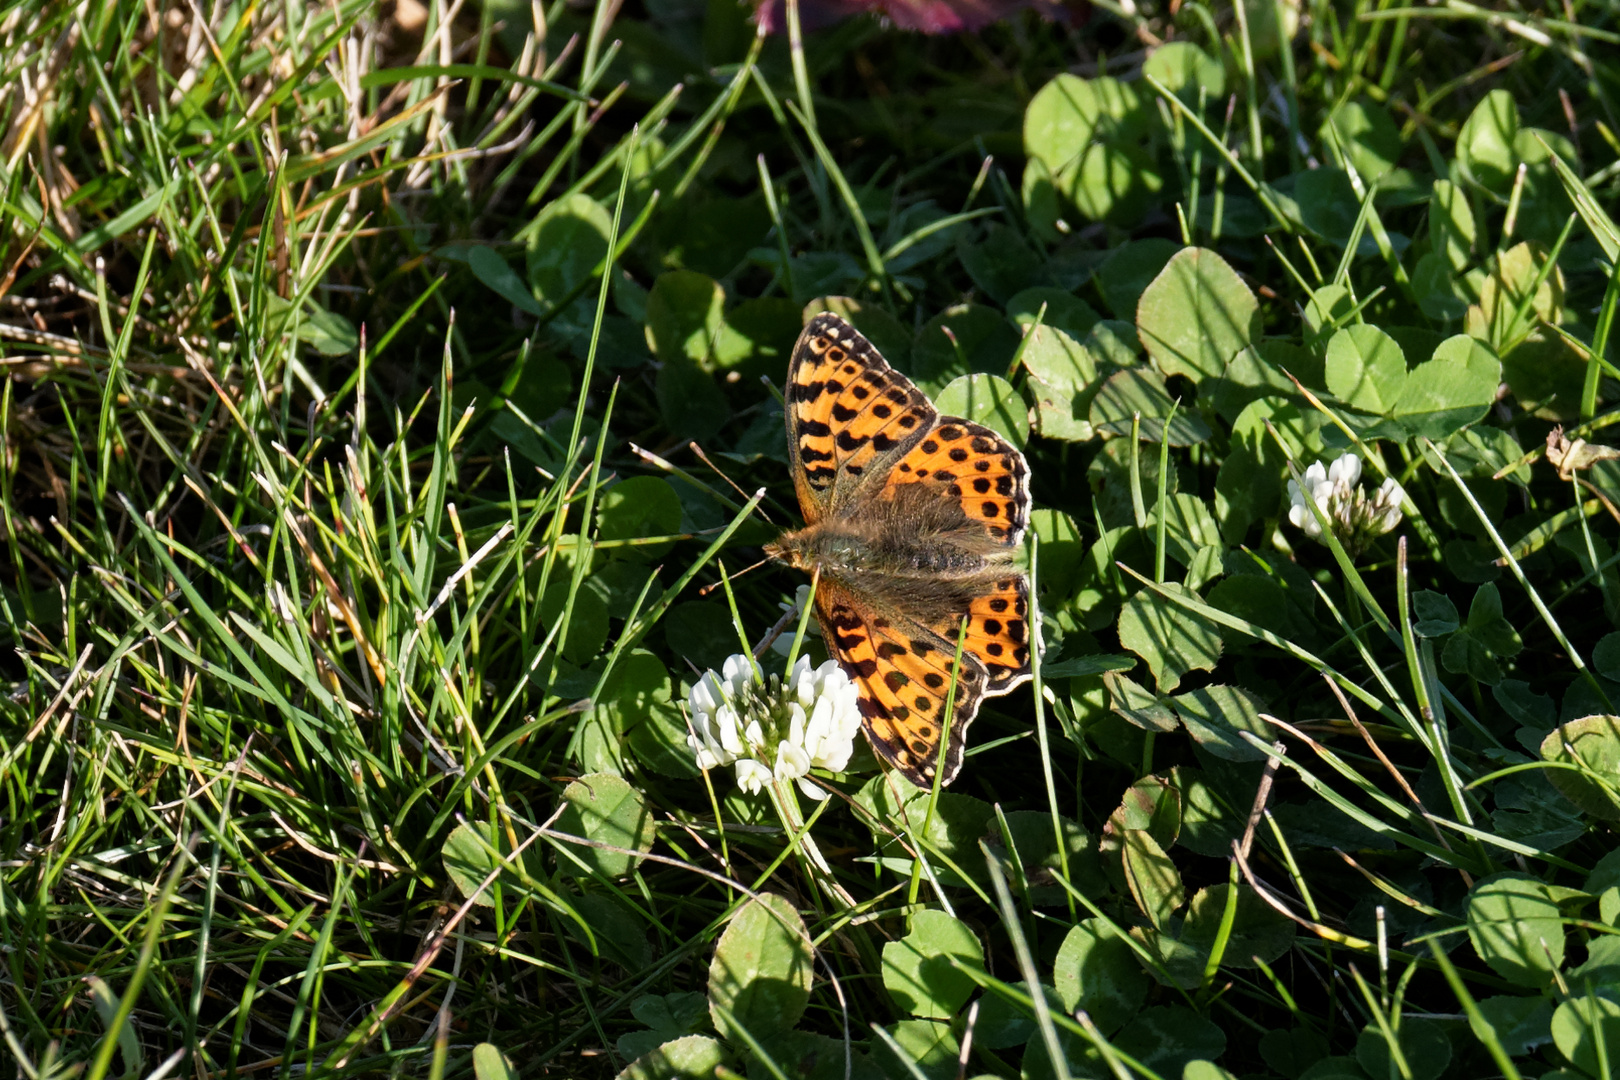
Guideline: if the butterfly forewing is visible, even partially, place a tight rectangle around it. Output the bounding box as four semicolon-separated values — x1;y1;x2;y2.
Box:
785;314;936;522
812;578;985;787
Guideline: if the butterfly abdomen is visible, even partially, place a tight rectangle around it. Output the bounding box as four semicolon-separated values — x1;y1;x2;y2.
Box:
769;517;1002;582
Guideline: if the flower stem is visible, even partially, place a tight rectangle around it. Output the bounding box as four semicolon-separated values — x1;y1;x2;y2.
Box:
769;780;858;910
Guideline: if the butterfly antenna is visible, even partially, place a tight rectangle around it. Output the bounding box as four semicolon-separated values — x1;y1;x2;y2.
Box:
751;598;801;658
688;441;775;524
697;556;770;596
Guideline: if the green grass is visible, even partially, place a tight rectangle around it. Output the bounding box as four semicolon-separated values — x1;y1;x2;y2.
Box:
2;0;1620;1077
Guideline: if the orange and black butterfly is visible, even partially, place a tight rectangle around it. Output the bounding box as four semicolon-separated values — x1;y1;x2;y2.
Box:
765;313;1038;787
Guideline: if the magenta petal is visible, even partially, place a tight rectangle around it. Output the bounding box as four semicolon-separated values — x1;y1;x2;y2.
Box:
876;0;1000;32
754;0;1085;33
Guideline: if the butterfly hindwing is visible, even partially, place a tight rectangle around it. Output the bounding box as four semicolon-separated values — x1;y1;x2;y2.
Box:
786;314;936;522
933;575;1034;694
813;578;985;788
887;417;1030;546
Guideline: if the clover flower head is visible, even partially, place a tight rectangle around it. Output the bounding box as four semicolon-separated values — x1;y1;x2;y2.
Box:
686;652;863;801
1287;453;1405;554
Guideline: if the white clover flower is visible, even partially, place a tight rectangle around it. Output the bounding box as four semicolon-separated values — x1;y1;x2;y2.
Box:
686;652;863;800
687;653;756;770
1287;453;1405;554
1371;477;1405;534
770;585;824;658
1328;453;1361;490
1287;459;1342;539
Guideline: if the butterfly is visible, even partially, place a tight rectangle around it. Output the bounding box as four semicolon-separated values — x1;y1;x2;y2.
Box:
764;312;1037;788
